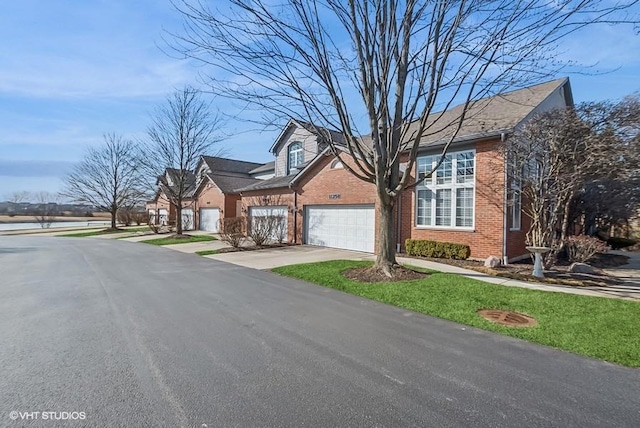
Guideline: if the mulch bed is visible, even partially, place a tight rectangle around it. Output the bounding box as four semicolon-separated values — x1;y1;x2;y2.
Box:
343;266;428;283
404;253;630;288
215;243;290;254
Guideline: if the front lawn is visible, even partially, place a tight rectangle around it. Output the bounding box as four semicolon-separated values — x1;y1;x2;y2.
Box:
142;235;217;246
195;249;221;256
272;260;640;367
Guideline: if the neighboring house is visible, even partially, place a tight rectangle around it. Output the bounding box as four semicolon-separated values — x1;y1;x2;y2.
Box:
146;168;197;229
239;78;574;261
146;156;276;232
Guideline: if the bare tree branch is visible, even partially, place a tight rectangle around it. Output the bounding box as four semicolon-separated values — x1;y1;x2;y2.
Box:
140;87;222;235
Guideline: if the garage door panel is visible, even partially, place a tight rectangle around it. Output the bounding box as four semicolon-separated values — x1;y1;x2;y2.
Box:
248;206;288;241
199;208;220;232
182;208;195;231
305;205;374;253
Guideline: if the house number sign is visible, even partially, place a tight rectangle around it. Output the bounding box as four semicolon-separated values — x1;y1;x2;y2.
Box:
329;193;341;200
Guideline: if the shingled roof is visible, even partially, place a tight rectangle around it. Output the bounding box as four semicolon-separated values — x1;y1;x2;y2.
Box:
249;161;275;174
411;78;572;147
201;156;263;174
206;173;261;193
237;174;297;192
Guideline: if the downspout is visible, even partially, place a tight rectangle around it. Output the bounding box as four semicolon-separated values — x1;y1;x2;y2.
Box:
289;182;298;244
294;190;298;244
501;132;509;265
396;191;402;253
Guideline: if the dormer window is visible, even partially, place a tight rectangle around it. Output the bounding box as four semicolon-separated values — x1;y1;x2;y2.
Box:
288;141;304;174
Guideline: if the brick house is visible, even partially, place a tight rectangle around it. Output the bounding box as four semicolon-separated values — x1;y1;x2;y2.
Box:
239;78;574;261
146;168;197;229
146;156;275;231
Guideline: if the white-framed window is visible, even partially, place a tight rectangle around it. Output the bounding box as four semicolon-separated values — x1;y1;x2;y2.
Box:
508;177;522;231
416;149;475;228
331;159;344;169
288;141;304;174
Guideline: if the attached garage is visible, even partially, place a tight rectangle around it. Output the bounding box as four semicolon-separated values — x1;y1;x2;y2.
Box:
158;209;168;226
181;208;195;231
304;205;375;252
148;209;156;225
199;208;220;232
248;206;288;241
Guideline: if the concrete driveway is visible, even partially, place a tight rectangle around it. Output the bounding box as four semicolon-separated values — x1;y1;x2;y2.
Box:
601;250;640;299
206;244;374;269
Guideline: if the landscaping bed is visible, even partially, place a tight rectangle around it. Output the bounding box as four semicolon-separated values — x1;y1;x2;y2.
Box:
142;234;217;246
403;253;630;288
213;243;291;253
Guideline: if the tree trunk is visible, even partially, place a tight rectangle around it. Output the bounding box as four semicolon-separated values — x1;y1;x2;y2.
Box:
111;209;117;229
176;204;183;235
374;195;397;276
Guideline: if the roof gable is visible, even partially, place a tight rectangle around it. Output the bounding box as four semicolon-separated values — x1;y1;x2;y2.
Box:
411;78;572;147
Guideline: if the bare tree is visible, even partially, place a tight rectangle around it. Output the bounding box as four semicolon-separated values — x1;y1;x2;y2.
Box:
142;87;221;235
33;191;58;228
505;108;592;266
219;217;246;248
6;191;30;217
570;95;640;236
171;0;639;275
62;134;147;230
7;191;30;203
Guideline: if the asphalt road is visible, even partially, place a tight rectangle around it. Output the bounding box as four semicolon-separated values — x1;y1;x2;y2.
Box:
1;236;639;427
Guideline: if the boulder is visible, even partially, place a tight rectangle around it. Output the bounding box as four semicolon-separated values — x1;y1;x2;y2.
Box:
484;256;502;268
569;262;596;274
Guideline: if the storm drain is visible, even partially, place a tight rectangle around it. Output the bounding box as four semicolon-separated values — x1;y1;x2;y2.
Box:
477;309;537;327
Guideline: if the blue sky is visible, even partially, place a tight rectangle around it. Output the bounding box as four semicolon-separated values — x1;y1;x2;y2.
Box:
1;1;639;199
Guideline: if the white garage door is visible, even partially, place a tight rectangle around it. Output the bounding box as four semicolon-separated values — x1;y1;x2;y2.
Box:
248;206;288;241
158;209;168;225
305;205;375;252
148;209;156;225
199;208;220;232
182;208;195;231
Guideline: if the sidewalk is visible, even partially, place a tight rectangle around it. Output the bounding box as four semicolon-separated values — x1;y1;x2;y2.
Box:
396;256;633;300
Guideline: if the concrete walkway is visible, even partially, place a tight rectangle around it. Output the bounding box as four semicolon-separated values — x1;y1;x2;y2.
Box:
599;250;640;300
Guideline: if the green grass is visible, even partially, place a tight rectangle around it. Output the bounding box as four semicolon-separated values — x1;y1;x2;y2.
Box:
272;260;640;367
60;226;150;238
195;249;221;256
142;235;217;246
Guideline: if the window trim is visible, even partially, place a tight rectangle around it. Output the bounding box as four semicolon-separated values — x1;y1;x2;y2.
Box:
509;177;522;232
415;149;476;230
287;141;304;174
330;159;344;169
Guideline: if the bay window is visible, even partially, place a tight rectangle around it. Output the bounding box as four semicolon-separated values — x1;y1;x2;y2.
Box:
416;150;475;228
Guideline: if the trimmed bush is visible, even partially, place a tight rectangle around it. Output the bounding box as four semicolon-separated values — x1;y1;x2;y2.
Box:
564;235;609;263
606;236;637;250
220;217;246;248
405;239;471;260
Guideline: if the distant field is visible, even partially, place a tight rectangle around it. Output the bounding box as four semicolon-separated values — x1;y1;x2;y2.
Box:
0;215;110;223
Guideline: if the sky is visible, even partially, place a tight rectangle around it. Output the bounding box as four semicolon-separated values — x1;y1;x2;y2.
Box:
1;1;639;200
